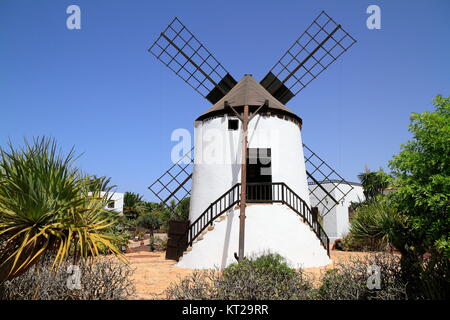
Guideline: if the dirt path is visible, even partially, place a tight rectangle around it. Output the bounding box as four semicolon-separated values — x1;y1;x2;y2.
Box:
126;246;375;300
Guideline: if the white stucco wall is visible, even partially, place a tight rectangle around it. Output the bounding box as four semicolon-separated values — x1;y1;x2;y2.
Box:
308;183;364;242
189;114;310;222
100;191;124;214
177;204;331;269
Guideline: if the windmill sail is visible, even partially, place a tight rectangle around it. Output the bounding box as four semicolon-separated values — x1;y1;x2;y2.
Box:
260;11;356;104
149;17;237;104
303;144;354;217
149;144;353;218
148;147;193;215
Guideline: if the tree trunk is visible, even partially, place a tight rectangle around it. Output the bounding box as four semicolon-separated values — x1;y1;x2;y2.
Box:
149;229;155;252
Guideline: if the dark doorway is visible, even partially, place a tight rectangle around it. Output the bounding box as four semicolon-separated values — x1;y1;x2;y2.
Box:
246;148;272;202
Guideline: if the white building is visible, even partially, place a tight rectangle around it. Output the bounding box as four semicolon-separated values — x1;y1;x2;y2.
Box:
308;181;364;244
101;191;124;214
177;75;331;269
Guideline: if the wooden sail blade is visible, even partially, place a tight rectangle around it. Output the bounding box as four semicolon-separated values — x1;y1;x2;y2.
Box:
149;17;237;104
303;143;355;217
148;147;194;215
261;11;356;104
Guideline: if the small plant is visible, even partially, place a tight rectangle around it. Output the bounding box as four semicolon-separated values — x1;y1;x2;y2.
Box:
153;237;167;251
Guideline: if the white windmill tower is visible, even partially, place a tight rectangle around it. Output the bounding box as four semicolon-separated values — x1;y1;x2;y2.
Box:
148;12;356;269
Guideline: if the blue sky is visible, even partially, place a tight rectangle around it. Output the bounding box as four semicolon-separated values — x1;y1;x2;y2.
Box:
0;0;449;200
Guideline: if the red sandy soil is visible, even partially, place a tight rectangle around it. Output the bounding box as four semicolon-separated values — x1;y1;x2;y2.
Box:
125;244;377;300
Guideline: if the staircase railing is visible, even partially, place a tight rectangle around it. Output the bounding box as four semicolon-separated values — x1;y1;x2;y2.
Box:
186;183;241;248
180;182;330;258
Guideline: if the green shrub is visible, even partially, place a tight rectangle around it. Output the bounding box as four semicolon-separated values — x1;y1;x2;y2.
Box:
166;252;312;300
219;253;309;300
399;251;450;300
345;197;409;251
388;95;450;257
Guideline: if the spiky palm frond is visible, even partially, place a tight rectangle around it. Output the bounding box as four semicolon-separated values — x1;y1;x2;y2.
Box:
348;197;409;250
0;137;124;283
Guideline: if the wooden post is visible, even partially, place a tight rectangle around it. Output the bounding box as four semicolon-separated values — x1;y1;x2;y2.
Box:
312;207;319;223
238;105;249;261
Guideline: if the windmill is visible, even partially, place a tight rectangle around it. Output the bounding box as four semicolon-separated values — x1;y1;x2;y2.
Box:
148;11;356;269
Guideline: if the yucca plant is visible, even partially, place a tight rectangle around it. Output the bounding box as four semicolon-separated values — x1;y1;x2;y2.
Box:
0;137;124;283
347;197;409;251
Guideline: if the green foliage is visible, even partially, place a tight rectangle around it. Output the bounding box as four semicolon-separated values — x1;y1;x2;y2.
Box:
219;253;307;299
159;198;190;232
87;175;113;192
123;192;144;220
124;192;143;207
401;250;450;300
136;211;162;251
388;95;450;256
166;252;312;300
136;211;161;231
358;168;391;201
223;252;295;278
174;197;190;221
0;137;123;283
104;215;131;252
345;197;409;252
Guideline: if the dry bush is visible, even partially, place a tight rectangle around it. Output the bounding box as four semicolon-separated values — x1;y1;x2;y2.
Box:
315;253;407;300
0;255;135;300
166;253;313;300
165;270;219;300
153;237;167;252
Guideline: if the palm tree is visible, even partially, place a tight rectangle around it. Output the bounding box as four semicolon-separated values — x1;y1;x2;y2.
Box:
87;175;113;192
123;192;144;220
357;167;391;201
0;137;123;283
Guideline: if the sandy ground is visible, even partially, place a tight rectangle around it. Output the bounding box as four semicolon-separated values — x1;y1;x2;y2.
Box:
125;241;376;300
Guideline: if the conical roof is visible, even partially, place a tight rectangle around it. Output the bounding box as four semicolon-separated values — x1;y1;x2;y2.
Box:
196;74;301;123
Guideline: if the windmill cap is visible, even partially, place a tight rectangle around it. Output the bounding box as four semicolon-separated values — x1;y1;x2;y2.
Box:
196;74;302;125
